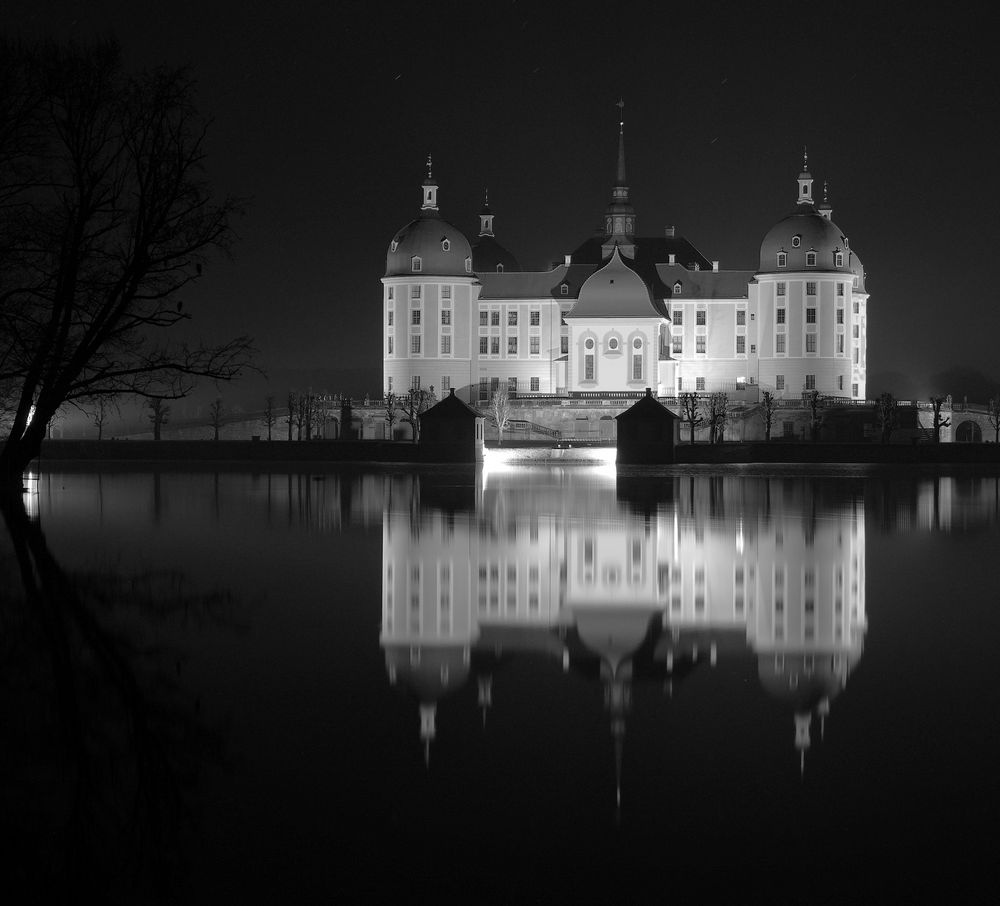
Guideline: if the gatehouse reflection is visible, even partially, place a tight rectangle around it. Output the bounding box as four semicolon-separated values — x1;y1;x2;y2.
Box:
381;469;873;784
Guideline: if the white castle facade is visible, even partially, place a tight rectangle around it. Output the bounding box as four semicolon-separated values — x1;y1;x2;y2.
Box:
382;133;869;408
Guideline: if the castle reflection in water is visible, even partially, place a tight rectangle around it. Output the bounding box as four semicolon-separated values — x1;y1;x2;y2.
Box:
380;465;877;782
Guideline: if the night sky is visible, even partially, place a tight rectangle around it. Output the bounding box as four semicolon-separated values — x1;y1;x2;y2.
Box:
4;0;1000;403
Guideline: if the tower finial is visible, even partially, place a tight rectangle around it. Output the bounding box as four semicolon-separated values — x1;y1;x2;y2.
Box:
823;180;828;203
617;97;624;134
426;153;433;180
803;145;808;172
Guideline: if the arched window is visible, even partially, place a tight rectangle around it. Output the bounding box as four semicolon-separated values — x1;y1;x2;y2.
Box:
560;284;569;295
411;256;422;272
497;263;504;273
806;251;817;267
390;240;398;252
777;251;787;268
835;251;844;267
673;281;683;293
441;238;450;252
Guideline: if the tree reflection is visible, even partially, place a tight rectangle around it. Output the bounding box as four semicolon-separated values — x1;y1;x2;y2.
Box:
0;491;234;902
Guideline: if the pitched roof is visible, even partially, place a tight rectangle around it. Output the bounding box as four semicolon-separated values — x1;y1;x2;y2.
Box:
658;263;756;299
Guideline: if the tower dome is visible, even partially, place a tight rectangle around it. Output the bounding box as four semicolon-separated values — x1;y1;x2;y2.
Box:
758;155;854;275
385;155;473;278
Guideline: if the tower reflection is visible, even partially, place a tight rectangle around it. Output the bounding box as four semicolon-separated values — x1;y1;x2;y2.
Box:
381;467;873;782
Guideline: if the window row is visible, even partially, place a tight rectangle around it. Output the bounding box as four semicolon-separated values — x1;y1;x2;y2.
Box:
477;310;542;327
775;251;845;268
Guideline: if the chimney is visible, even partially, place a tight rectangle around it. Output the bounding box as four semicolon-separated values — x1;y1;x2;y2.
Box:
564;254;571;266
665;226;675;238
712;260;719;272
668;253;676;265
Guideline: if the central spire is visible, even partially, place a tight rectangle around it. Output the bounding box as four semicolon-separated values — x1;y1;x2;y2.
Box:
604;99;635;255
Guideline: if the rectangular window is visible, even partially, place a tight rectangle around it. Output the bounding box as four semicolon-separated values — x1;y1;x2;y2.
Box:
411;285;421;299
387;376;393;393
479;379;488;402
411;310;421;325
696;377;705;391
508;311;518;326
673;309;683;325
696;336;706;354
530;337;540;355
838;375;844;391
411;335;421;354
441;309;451;325
806;281;817;295
561;336;569;355
776;308;785;324
672;335;683;354
805;374;816;390
479;336;488;354
777;281;786;296
530;310;540;326
837;334;844;353
480;311;488;326
508;337;518;355
491;310;500;326
837;283;844;297
584;355;594;380
440;335;451;354
806;307;816;323
853;301;860;313
853;325;859;338
440;284;451;300
388;286;395;301
836;309;844;324
736;335;746;354
387;309;394;326
696;310;706;326
776;334;786;354
632;354;642;380
736;310;746;326
441;376;450;393
852;382;859;398
776;374;785;390
806;334;817;353
853;348;859;363
508;377;517;393
490;337;500;355
387;336;393;355
530;377;539;392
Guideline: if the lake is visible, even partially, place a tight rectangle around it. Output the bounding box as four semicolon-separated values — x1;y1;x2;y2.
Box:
3;463;999;902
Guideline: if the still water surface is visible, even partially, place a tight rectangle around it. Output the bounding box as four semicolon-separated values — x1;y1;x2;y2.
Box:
3;464;1000;902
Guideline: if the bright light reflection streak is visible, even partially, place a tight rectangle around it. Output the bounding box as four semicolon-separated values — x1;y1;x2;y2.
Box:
482;446;618;483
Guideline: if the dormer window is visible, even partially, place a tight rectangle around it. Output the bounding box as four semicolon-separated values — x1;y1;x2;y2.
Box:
791;235;801;248
673;281;683;293
465;257;472;273
560;284;569;295
497;263;504;273
835;251;844;267
777;251;787;268
390;240;399;253
806;251;817;267
441;238;450;252
411;256;422;273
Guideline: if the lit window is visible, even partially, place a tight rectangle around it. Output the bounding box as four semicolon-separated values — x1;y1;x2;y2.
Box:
530;310;540;326
561;284;569;295
530;337;540;355
391;240;398;253
411;310;421;325
806;251;817;266
806;307;816;323
696;310;706;326
736;336;746;354
441;238;450;252
776;281;786;296
776;334;786;354
508;337;517;354
411;256;422;272
776;374;785;390
441;336;451;354
672;336;683;354
696;377;705;391
777;251;787;267
479;337;488;354
490;337;499;354
806;334;816;353
441;309;451;325
530;377;539;392
491;311;500;326
776;308;786;324
508;311;518;326
737;310;746;326
387;337;393;354
673;309;683;325
806;281;817;295
411;335;421;354
696;336;706;354
792;235;801;248
805;374;816;390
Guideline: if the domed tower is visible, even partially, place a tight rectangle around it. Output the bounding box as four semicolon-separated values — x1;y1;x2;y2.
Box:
471;191;521;274
383;156;479;404
752;152;869;401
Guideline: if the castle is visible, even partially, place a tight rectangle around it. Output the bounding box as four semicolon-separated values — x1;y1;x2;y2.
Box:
382;122;869;411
